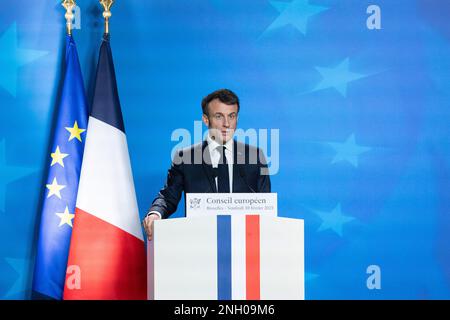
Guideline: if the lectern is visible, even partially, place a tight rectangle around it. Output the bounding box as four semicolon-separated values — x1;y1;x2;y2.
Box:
147;194;304;300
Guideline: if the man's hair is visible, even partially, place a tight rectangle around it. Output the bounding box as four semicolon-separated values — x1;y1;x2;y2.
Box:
201;89;240;116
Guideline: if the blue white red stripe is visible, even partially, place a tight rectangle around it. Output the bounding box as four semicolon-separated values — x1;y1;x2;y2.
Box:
149;215;304;300
217;215;261;300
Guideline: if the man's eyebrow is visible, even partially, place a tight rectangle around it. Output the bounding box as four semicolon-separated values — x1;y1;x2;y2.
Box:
219;112;237;115
213;112;237;116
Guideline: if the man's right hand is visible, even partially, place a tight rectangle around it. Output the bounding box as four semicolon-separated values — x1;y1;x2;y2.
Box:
142;213;161;241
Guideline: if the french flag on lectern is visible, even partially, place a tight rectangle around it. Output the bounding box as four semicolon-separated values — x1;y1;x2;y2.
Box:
63;34;146;299
149;215;304;300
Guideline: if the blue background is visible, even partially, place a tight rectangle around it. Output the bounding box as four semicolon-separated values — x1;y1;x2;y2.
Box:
0;0;449;299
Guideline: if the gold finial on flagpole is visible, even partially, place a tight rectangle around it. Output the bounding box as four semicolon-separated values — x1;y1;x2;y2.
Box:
100;0;115;34
62;0;76;35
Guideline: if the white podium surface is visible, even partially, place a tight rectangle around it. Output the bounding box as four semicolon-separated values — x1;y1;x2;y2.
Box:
147;215;304;300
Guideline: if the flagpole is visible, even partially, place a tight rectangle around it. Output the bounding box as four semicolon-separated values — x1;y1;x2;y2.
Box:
100;0;115;35
62;0;76;36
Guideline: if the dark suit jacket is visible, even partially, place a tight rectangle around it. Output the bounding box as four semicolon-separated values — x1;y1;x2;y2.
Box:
148;140;271;219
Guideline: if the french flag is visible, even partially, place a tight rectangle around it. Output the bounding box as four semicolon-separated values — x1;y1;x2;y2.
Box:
64;35;146;300
149;215;304;300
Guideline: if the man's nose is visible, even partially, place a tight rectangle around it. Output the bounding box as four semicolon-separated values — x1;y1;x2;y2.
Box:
223;117;230;127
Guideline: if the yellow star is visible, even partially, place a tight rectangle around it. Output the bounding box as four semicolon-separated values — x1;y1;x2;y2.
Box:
46;177;66;199
55;206;75;227
65;121;86;142
50;146;69;167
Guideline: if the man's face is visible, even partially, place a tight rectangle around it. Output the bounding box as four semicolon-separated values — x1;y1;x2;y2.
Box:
202;99;238;144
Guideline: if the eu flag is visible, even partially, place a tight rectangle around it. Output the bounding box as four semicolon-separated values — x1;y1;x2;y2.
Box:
32;35;88;299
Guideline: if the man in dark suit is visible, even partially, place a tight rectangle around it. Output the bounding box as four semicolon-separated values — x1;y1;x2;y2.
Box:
143;89;271;239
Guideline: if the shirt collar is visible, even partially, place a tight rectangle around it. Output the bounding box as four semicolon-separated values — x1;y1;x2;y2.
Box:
207;133;234;153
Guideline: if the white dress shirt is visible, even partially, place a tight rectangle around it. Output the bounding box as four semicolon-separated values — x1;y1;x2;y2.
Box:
206;134;234;192
146;136;234;219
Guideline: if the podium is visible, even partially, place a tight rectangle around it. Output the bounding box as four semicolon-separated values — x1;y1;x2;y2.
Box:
147;194;304;300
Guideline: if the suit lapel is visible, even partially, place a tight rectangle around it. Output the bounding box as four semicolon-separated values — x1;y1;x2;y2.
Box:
232;140;244;192
201;140;217;193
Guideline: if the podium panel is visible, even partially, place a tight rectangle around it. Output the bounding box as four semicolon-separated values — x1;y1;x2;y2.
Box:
260;216;304;299
147;215;304;300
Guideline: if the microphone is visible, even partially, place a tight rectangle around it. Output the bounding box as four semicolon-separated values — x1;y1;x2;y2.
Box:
239;167;256;193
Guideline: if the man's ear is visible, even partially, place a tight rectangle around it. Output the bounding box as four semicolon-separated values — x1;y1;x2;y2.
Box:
202;114;209;127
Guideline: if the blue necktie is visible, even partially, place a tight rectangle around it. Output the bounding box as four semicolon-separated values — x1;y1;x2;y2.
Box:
217;146;230;193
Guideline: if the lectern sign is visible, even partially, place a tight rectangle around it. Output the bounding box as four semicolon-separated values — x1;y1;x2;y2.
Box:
186;193;277;217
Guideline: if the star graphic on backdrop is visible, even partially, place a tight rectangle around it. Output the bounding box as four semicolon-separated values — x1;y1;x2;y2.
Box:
263;0;329;36
46;177;66;199
328;134;371;167
4;258;29;298
65;121;86;142
0;22;47;97
55;206;75;228
312;58;368;97
50;146;69;167
0;139;34;212
315;204;355;237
